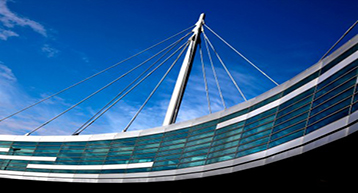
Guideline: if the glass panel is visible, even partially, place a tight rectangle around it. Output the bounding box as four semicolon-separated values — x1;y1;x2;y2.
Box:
269;130;304;148
354;93;358;103
135;143;160;150
244;115;275;131
210;140;239;152
158;143;185;151
111;139;136;147
183;142;210;152
133;147;158;154
211;134;241;147
320;44;358;74
315;69;357;98
155;153;182;161
153;159;180;167
178;160;206;168
181;149;208;158
237;137;269;151
156;148;183;156
108;150;132;156
135;136;162;145
242;122;274;138
136;133;163;142
245;107;277;125
271;121;306;140
105;160;128;164
313;81;355;109
185;136;213;147
187;130;214;141
85;148;110;153
277;94;313;118
283;71;320;96
0;141;12;148
86;140;111;148
207;147;237;159
318;60;358;91
62;142;87;146
306;107;350;133
59;149;84;153
275;103;310;125
215;121;244;135
311;88;354;116
190;120;218;131
250;93;282;111
214;128;242;141
279;87;315;111
236;144;267;158
131;152;156;159
273;112;309;132
206;154;236;164
151;165;178;171
219;108;249;122
12;142;38;147
160;138;187;146
190;125;216;136
308;98;351;125
181;155;207;163
239;129;271;144
352;102;358;113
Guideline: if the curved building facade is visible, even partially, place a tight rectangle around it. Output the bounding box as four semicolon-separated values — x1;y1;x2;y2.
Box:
0;35;357;183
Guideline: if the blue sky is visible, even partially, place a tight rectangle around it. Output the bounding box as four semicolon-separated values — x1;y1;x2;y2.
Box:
0;0;357;135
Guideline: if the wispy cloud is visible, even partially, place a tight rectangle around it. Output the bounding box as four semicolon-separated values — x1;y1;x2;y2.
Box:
0;28;17;40
0;0;47;40
41;44;59;58
0;62;16;82
0;62;102;135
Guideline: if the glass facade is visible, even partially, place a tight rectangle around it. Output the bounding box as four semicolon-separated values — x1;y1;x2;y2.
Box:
0;42;357;177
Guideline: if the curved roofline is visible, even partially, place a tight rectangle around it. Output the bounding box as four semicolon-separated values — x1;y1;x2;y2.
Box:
0;34;357;143
0;33;356;183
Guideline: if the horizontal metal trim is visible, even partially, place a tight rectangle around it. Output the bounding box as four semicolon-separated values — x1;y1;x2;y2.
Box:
27;162;154;170
0;148;9;152
0;155;56;162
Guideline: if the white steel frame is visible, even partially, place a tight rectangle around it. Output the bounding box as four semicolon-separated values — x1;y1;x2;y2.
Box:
163;13;205;126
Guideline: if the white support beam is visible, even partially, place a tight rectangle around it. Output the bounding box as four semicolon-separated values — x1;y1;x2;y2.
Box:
163;13;205;126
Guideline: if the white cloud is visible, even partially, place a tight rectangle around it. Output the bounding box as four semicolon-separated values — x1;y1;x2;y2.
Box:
41;44;59;58
0;28;17;40
0;62;16;82
0;0;47;40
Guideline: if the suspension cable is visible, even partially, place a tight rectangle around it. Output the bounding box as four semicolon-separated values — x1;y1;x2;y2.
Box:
72;37;188;135
74;41;190;135
204;24;279;86
123;42;190;132
319;20;358;61
203;32;247;101
203;34;226;109
26;34;191;136
0;25;194;124
199;44;212;114
204;32;247;101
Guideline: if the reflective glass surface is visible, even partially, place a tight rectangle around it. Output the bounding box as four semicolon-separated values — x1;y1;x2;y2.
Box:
0;44;357;175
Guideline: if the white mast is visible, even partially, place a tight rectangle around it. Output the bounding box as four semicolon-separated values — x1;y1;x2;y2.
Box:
163;13;205;126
